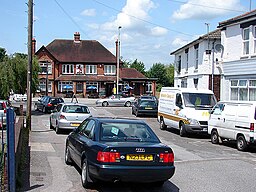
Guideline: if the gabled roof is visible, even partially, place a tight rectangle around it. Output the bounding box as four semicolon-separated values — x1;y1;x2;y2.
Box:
38;39;117;63
218;9;256;28
170;29;221;55
120;68;146;78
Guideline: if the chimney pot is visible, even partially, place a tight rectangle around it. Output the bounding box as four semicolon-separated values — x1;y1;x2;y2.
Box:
74;32;80;42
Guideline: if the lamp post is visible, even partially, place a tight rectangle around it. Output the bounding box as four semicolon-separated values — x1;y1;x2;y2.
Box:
117;26;121;95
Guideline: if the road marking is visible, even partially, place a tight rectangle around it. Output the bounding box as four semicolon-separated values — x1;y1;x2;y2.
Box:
41;156;73;192
30;142;55;152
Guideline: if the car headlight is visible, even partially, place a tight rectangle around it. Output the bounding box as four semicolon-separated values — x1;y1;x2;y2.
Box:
187;118;199;125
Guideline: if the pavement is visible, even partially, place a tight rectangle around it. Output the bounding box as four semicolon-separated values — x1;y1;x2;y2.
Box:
18;97;98;192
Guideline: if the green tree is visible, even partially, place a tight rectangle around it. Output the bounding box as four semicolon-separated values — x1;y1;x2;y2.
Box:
166;64;175;86
0;47;7;62
147;63;169;91
0;52;40;98
130;59;146;75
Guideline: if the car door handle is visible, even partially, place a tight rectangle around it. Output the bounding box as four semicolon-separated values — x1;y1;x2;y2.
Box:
218;117;220;120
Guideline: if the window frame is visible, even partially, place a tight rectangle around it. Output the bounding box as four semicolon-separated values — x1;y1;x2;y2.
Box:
195;47;199;70
62;64;74;74
104;65;116;75
242;27;250;55
86;65;97;74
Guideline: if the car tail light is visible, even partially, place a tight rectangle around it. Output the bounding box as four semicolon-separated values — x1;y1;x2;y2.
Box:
2;103;6;113
159;152;174;163
47;103;52;107
250;123;254;132
97;151;120;163
60;115;66;120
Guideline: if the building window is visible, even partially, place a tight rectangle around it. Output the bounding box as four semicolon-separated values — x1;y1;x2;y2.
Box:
76;82;83;93
58;81;73;92
243;28;250;55
76;64;84;74
176;55;181;74
86;65;97;74
145;82;152;93
230;79;256;101
254;26;256;54
39;61;52;74
39;80;52;92
62;64;74;74
104;65;116;75
185;51;189;72
195;47;199;69
181;79;187;88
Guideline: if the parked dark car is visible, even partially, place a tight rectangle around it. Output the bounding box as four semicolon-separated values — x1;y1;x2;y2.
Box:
132;98;158;117
65;117;175;188
35;96;64;113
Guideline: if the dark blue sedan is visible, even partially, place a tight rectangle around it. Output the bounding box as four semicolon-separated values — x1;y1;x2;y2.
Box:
65;117;175;188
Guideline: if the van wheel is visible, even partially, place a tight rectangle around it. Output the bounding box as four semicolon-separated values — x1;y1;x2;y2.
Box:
211;130;219;144
160;118;167;130
237;135;247;151
180;122;186;137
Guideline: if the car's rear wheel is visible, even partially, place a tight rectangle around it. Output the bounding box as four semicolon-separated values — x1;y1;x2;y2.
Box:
50;118;54;129
237;135;247;151
81;160;93;188
179;122;186;137
125;101;131;107
42;106;46;113
56;125;61;134
65;146;73;165
211;130;219;144
102;101;108;107
160;118;167;130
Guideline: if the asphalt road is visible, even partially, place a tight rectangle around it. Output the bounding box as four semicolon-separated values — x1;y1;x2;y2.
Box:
19;98;256;192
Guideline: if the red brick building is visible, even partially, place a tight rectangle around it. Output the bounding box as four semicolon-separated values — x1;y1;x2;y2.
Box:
34;32;156;98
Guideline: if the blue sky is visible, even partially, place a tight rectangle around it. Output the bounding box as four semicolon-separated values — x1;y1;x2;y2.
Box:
1;0;255;69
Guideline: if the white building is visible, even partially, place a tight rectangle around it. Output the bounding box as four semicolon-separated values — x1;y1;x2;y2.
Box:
171;29;222;100
218;10;256;101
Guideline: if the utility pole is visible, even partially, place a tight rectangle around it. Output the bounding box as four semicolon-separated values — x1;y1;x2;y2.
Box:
116;26;121;95
27;0;33;130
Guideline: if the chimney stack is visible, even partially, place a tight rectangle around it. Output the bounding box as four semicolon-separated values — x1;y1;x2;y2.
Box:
74;32;80;42
32;38;36;55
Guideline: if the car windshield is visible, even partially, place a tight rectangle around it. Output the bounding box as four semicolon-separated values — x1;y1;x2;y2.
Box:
100;122;159;143
183;93;216;108
62;105;90;113
139;100;157;107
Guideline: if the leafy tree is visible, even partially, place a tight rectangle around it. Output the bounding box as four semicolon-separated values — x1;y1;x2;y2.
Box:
129;59;146;75
147;63;169;91
0;47;7;62
0;52;40;98
166;64;175;86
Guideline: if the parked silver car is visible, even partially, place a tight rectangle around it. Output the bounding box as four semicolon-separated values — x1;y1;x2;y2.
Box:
50;103;91;134
95;94;135;107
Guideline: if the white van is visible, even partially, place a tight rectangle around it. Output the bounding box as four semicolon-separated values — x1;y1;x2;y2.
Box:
158;87;217;136
208;101;256;151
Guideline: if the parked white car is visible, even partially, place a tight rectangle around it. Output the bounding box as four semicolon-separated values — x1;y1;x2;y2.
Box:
208;101;256;151
96;94;135;107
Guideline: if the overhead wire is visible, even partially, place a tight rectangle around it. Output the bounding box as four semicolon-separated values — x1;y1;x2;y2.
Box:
53;0;90;39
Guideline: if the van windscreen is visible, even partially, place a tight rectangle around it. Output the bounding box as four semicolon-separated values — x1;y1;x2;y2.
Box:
183;93;216;108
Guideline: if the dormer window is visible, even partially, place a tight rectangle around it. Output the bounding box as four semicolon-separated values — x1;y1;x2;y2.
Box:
243;28;249;55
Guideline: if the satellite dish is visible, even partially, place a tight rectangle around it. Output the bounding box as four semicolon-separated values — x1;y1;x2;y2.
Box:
215;44;224;58
215;44;224;52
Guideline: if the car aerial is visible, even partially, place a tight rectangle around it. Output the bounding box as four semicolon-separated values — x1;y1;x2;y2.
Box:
132;98;158;117
35;96;64;113
65;117;175;188
95;94;135;107
50;102;91;134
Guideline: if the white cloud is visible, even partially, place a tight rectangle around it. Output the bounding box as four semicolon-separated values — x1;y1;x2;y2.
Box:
171;37;189;48
101;0;155;31
81;9;96;17
172;0;243;20
151;27;168;36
